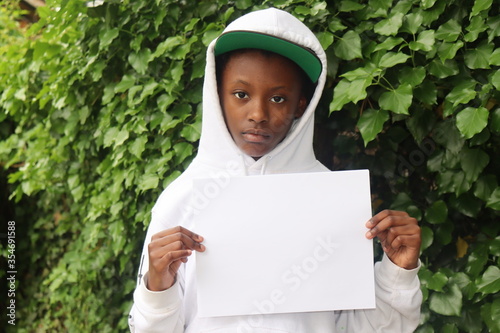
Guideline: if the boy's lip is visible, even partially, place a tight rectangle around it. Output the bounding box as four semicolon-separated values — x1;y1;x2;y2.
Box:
241;129;272;143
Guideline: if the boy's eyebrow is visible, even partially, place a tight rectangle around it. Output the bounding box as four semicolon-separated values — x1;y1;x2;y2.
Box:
232;79;250;86
231;79;290;91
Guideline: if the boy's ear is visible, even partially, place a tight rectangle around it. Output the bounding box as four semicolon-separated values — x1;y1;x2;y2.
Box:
295;95;308;119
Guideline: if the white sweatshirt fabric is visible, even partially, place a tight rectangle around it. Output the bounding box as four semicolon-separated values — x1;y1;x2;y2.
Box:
129;8;422;333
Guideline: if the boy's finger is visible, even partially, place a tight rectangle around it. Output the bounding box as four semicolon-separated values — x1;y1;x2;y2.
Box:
365;210;408;228
150;234;206;252
382;224;420;247
365;216;418;239
153;225;204;243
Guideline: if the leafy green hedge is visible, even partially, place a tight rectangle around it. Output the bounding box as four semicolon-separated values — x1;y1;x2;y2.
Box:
0;0;498;332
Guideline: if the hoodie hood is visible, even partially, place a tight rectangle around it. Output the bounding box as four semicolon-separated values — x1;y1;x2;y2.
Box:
193;8;328;175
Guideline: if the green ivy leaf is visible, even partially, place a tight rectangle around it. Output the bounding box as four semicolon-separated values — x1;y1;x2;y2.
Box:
402;12;424;34
99;28;119;51
421;225;434;251
373;37;404;52
151;36;183;59
201;24;223;46
414;80;437;105
466;244;489;277
339;0;365;12
470;0;493;18
486;188;500;210
438;40;464;62
435;222;453;245
180;121;201;142
453;193;483;218
128;48;152;74
428;59;459;78
379;52;410;68
456;107;489;139
465;43;494;69
139;81;159;101
235;0;253;10
476;265;500;294
460;148;490;183
173;142;194;164
465;16;488;42
357;109;389;146
398;66;426;86
487;16;500;42
374;12;404;36
330;80;351;112
446;80;477;107
103;127;119;148
421;0;437;9
328;18;347;32
425;200;448;224
316;31;334;50
334;30;362;60
138;173;159;191
490;237;500;256
435;19;462;42
294;5;311;15
341;66;374;81
128;136;148;159
379;84;412;115
409;30;435;52
474;175;498;201
406;108;436;142
491;70;500;90
115;129;129;146
490;48;500;67
347;77;372;103
481;299;500;333
115;75;136;93
429;284;462;316
427;271;449;292
491;108;500;132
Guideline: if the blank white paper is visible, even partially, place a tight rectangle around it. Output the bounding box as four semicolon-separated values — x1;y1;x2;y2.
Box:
193;170;375;317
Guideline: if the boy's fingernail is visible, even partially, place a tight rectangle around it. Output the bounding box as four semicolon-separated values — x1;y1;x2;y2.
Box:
365;230;373;238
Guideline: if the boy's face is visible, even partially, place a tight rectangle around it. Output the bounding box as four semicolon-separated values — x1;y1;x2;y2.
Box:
219;50;307;160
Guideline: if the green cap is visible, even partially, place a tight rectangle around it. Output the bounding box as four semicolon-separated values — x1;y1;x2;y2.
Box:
214;31;322;83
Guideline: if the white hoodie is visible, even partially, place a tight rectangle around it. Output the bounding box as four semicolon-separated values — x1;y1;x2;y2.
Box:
129;8;422;333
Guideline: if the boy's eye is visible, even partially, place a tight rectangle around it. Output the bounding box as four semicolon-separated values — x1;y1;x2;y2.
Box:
270;96;285;103
233;92;248;99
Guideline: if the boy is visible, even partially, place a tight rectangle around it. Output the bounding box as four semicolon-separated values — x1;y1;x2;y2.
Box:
129;8;422;332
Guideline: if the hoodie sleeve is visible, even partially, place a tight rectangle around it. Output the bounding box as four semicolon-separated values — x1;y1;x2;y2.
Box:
128;274;185;333
128;185;190;333
334;254;422;332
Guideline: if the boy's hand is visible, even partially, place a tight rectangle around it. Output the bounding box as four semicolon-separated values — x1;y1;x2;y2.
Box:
147;226;205;291
365;210;421;270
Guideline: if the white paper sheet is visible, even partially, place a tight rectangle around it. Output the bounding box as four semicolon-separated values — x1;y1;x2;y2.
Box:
194;170;375;317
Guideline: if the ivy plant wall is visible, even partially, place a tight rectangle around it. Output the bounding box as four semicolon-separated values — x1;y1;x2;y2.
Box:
0;0;498;332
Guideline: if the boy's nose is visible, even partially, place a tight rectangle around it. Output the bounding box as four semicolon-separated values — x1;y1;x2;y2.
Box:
248;99;268;123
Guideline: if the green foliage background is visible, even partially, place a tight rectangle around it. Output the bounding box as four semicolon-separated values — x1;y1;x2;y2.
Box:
0;0;499;332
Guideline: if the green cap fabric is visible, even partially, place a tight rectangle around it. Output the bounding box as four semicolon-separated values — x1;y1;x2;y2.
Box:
214;31;322;83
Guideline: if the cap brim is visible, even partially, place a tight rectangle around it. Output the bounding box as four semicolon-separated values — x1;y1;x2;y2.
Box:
215;31;322;83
